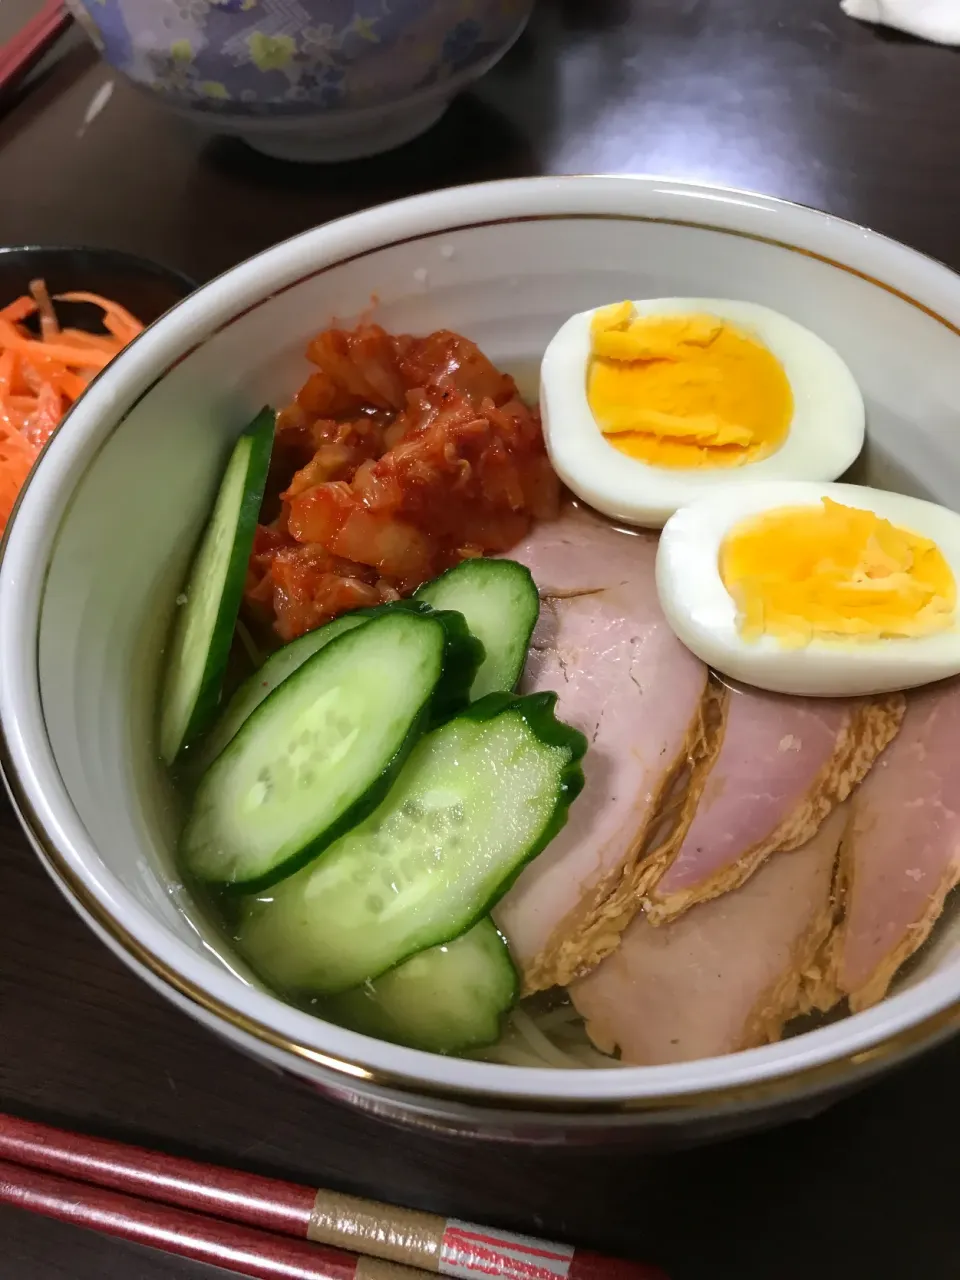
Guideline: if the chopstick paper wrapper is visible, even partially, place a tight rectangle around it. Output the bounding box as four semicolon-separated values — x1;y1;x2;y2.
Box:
308;1193;659;1280
0;1113;666;1280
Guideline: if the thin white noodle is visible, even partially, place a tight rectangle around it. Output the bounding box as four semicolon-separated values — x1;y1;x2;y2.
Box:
528;1010;623;1068
510;1007;581;1068
552;1019;596;1042
485;1044;548;1068
534;1004;585;1031
235;619;264;669
564;1044;625;1069
474;998;624;1069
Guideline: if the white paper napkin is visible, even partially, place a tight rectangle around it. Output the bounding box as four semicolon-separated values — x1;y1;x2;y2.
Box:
842;0;960;43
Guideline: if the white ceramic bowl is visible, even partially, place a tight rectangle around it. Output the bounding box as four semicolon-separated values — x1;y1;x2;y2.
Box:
4;177;960;1145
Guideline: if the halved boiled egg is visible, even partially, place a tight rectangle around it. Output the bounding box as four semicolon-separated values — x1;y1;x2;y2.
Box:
656;481;960;696
540;298;865;528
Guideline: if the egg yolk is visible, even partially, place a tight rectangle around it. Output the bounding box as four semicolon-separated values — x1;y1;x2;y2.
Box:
720;498;957;646
587;301;793;469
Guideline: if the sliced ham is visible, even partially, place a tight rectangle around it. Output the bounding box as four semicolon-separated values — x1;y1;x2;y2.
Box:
569;804;849;1065
644;681;904;924
817;678;960;1013
493;503;724;992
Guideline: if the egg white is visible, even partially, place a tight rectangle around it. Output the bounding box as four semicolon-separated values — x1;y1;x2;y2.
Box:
540;298;865;529
656;481;960;697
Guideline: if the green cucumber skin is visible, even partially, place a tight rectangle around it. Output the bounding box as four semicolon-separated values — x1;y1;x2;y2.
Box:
415;558;540;699
367;600;483;724
462;692;587;903
460;690;587;807
194;612;367;771
161;408;275;763
181;612;446;895
321;918;518;1055
237;690;587;993
192;597;481;771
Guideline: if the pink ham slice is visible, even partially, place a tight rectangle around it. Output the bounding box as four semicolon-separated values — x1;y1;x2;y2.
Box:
644;681;904;925
569;804;849;1065
818;678;960;1013
493;503;724;993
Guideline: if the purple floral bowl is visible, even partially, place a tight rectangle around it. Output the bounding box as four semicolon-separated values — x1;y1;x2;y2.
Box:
66;0;533;162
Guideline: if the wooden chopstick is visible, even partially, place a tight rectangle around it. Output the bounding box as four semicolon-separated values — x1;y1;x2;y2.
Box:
0;1111;320;1239
0;0;72;96
0;1157;421;1280
0;1112;668;1280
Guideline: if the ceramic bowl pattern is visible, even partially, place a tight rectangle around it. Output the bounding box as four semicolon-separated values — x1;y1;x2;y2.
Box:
3;178;960;1144
65;0;530;116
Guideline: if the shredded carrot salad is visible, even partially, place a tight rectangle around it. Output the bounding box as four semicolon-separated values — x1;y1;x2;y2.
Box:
246;323;559;641
0;281;144;531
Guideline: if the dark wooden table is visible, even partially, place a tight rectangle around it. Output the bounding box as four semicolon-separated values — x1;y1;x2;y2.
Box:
2;2;960;1276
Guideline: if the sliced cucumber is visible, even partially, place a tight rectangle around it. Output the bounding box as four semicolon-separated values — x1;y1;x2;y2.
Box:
198;599;482;770
236;691;587;995
196;613;368;770
380;600;484;723
415;558;539;699
322;919;517;1055
160;408;275;765
181;610;447;891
